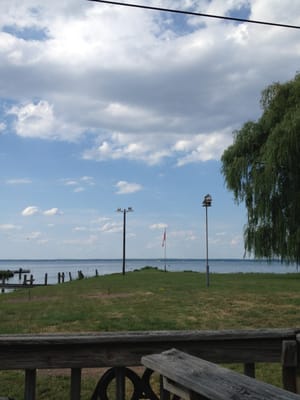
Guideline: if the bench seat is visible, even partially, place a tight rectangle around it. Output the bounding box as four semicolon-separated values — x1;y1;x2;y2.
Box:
142;348;300;400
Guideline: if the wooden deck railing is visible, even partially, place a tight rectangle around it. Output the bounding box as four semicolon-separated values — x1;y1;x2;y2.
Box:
0;328;299;399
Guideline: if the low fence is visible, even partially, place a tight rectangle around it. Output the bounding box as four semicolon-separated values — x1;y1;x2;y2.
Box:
0;328;299;399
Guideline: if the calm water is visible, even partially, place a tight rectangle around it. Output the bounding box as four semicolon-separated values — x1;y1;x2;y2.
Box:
0;259;298;287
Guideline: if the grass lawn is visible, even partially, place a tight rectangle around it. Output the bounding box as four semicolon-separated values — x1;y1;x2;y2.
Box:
1;269;300;333
0;269;300;399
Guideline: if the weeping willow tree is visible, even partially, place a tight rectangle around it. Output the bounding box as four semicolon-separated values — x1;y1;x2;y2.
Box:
221;73;300;263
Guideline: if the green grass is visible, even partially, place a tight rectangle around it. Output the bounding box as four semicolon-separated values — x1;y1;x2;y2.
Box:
1;270;300;398
1;270;300;333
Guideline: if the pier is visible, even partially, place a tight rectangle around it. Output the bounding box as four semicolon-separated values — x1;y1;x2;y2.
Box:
0;269;99;293
0;282;45;289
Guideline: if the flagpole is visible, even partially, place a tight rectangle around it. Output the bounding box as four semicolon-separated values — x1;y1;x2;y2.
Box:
164;231;167;272
162;228;167;272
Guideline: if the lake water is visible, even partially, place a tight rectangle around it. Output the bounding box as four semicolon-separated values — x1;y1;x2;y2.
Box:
0;258;298;287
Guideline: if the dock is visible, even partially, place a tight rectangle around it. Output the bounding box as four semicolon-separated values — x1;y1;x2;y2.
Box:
12;268;30;274
0;283;45;289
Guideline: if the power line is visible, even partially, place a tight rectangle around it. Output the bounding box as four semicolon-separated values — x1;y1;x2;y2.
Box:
87;0;300;30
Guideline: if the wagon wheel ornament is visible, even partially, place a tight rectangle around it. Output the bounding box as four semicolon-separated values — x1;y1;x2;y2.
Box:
91;367;159;400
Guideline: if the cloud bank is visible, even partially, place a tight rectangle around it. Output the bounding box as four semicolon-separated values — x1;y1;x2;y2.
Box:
1;0;300;166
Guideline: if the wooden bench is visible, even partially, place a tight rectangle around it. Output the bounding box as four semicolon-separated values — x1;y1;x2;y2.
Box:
142;348;300;400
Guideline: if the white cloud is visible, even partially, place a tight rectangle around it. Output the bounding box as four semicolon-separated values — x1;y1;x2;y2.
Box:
83;130;233;166
22;206;39;216
150;223;168;230
26;231;42;240
99;222;122;233
6;178;32;185
0;122;6;132
171;230;197;241
63;235;98;246
21;206;62;216
64;180;78;186
174;131;234;166
62;176;95;192
74;226;88;232
230;235;243;246
91;216;111;224
37;239;49;245
74;187;85;193
8;100;83;141
83;133;173;165
80;176;95;185
8;101;54;138
115;180;143;194
73;219;122;234
43;208;62;216
0;224;22;231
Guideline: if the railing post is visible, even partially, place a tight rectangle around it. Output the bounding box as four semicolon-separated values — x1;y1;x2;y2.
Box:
115;367;126;400
160;374;170;400
244;363;255;378
296;334;300;394
281;340;298;393
70;368;81;400
24;369;36;400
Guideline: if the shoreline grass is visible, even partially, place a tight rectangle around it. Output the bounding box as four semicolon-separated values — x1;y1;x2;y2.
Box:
1;270;300;334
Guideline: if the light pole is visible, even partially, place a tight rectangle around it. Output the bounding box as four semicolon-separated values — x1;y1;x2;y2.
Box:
202;194;212;288
117;207;133;275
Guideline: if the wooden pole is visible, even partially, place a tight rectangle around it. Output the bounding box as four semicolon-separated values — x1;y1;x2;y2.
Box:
70;368;81;400
282;340;298;393
122;210;126;275
24;369;36;400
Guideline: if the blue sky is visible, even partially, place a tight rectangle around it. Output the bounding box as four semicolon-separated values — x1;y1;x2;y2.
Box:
0;0;299;259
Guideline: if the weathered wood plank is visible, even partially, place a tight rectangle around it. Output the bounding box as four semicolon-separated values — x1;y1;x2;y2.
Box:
0;329;298;370
0;328;297;344
142;349;300;400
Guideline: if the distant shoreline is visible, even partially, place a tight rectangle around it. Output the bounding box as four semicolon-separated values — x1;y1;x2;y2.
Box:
0;258;284;262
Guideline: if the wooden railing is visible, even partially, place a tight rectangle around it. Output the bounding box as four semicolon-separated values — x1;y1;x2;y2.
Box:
0;328;299;400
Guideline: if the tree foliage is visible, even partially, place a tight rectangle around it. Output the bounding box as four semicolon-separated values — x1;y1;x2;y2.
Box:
221;73;300;263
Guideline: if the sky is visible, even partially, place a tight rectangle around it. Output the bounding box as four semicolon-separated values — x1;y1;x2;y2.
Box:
0;0;299;260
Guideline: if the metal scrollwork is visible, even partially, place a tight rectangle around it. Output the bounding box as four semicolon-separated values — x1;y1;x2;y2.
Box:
91;367;159;400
